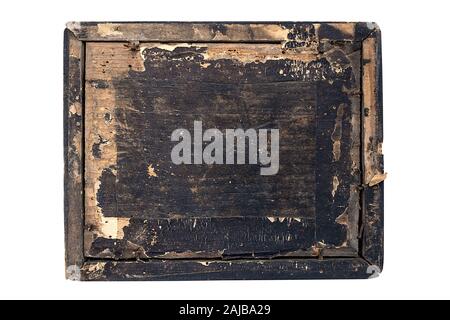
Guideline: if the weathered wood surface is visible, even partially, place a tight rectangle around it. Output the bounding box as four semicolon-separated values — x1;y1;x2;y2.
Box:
67;22;377;43
64;22;384;280
64;29;85;278
81;258;373;281
361;30;384;268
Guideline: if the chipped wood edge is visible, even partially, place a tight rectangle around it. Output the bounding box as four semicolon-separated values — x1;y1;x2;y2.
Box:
361;26;384;270
64;28;85;280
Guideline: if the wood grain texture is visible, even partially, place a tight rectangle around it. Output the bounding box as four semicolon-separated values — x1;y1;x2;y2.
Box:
64;29;85;279
361;28;384;270
64;22;384;280
66;22;378;44
81;258;372;281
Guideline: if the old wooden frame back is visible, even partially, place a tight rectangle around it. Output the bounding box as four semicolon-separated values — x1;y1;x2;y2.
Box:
64;22;384;280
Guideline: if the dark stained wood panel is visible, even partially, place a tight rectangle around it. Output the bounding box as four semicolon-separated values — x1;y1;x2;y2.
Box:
64;22;384;280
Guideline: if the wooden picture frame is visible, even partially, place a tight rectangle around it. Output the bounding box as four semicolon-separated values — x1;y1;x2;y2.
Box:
64;22;384;280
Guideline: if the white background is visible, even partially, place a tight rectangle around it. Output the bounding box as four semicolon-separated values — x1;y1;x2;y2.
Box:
0;0;448;300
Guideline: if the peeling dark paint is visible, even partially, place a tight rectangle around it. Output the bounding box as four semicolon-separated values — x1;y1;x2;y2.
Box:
65;22;383;281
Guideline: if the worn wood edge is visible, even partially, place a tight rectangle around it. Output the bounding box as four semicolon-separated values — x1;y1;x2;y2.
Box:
361;26;384;271
65;21;378;45
362;25;384;186
64;28;85;280
79;258;373;281
81;38;364;261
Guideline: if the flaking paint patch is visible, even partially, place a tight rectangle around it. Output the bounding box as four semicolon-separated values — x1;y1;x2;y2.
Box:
139;43;189;62
97;23;123;37
267;217;302;224
82;262;107;279
139;43;318;67
368;172;387;187
87;262;106;273
87;176;130;240
69;102;82;116
147;164;158;177
205;24;291;43
332;176;340;198
257;24;290;40
150;229;158;246
84;42;147;254
83;43;149;253
100;217;130;239
190;186;199;194
203;44;317;64
200;62;211;69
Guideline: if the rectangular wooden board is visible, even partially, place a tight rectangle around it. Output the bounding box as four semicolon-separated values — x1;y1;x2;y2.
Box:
64;22;384;280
